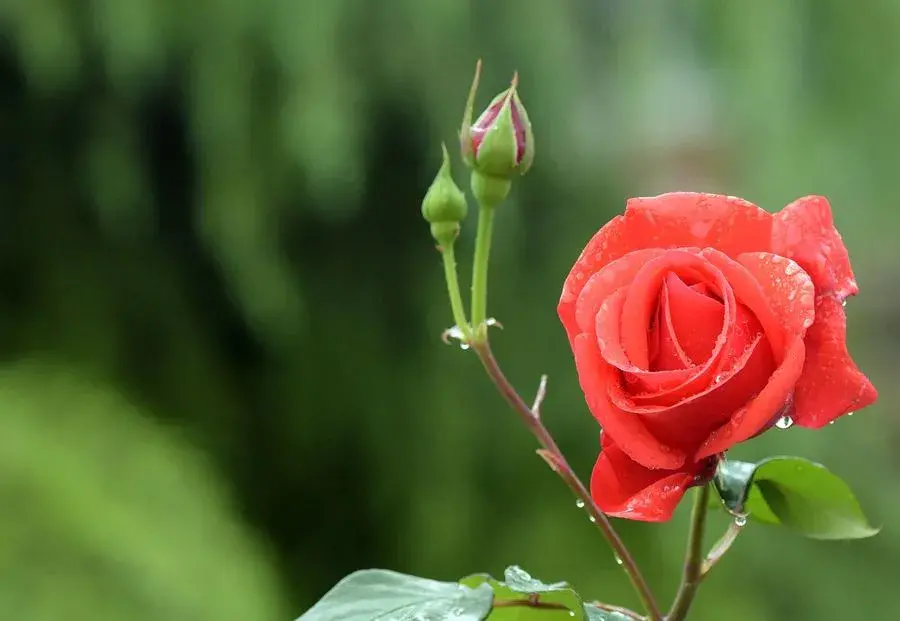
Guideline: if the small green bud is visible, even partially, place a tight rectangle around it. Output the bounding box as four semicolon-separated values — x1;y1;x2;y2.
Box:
421;144;468;245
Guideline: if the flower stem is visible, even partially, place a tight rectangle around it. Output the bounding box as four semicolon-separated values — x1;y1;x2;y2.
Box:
701;519;745;578
668;484;712;621
470;205;495;340
440;243;472;341
470;341;662;621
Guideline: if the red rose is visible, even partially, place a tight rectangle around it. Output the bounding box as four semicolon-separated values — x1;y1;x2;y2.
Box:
557;193;877;522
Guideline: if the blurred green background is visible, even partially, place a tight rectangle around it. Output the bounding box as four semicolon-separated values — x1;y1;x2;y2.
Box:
0;1;897;619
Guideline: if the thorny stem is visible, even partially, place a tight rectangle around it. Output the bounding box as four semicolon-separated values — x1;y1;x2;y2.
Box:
701;519;745;578
439;243;473;342
469;206;495;340
668;484;712;621
470;341;663;621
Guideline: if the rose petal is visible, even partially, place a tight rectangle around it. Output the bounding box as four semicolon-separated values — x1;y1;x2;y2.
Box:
620;250;715;370
631;301;763;407
594;287;641;371
698;338;806;458
615;332;775;451
701;250;815;362
571;249;666;338
663;272;725;365
772;195;859;299
651;278;694;370
618;250;737;396
572;333;685;469
623;192;773;255
590;439;704;522
792;295;878;427
559;193;773;315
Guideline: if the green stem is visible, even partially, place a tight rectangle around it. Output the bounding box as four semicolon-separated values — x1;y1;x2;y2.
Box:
470;205;495;341
440;243;472;340
668;484;712;621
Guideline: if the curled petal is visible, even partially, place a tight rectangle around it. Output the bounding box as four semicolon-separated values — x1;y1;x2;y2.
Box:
772;195;859;299
591;439;711;522
792;295;878;427
572;334;684;469
698;338;806;458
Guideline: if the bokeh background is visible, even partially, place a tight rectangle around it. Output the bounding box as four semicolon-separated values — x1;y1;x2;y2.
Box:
1;1;898;619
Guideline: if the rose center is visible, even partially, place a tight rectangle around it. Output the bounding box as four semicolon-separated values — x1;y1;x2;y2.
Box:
648;271;725;371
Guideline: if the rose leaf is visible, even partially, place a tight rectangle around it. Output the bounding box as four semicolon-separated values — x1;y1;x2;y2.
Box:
297;569;493;621
712;456;879;539
462;567;586;619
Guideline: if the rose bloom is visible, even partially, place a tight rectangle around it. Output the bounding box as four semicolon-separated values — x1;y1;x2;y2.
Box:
557;193;877;521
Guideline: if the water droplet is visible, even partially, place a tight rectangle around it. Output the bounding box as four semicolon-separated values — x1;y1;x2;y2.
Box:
575;499;585;509
828;421;835;425
459;343;470;350
784;261;800;276
713;373;725;384
848;412;854;417
842;299;848;308
775;415;794;429
614;554;624;566
589;515;597;523
734;514;748;527
569;613;576;618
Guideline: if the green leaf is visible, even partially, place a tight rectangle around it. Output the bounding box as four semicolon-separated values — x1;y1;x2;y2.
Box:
583;604;635;621
712;456;879;539
298;569;494;621
461;567;585;620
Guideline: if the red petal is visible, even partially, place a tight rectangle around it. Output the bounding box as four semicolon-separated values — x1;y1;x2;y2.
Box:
572;249;666;339
663;272;725;365
651;278;694;370
701;250;815;362
618;250;736;395
572;334;685;469
772;196;859;299
622;192;773;256
792;295;878;427
590;439;702;522
559;193;772;330
631;301;763;408
615;331;775;452
698;338;806;458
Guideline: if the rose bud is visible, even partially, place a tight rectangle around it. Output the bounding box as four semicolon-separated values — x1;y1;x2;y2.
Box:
459;61;534;207
421;143;468;247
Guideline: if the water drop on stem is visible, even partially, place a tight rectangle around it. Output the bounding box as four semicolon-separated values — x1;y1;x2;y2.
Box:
575;498;585;509
775;415;794;429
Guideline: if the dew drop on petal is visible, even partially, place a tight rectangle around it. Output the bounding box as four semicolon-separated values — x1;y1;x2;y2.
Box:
713;373;725;384
775;415;794;429
842;299;848;308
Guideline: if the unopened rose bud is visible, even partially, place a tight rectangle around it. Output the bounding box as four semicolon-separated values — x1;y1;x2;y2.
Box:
459;61;534;207
421;143;468;246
